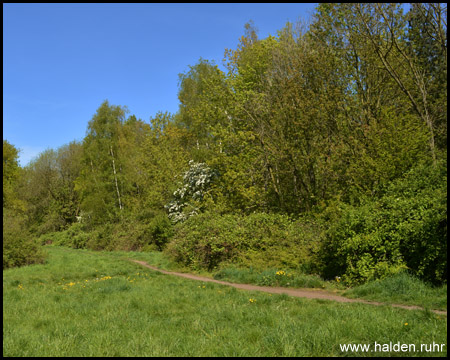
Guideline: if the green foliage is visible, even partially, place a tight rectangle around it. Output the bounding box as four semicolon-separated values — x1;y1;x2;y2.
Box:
380;161;447;284
3;140;24;210
56;212;175;252
144;213;174;251
104;214;174;252
3;141;47;269
75;101;127;225
18;142;83;235
121;112;189;218
39;223;89;249
3;210;46;269
2;4;447;284
166;212;324;271
319;161;447;285
407;3;447;150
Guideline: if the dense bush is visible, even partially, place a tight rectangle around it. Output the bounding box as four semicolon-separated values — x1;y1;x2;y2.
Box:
83;212;174;252
165;212;324;271
86;224;113;250
3;210;46;269
38;222;89;249
319;161;447;285
382;161;447;284
143;213;174;250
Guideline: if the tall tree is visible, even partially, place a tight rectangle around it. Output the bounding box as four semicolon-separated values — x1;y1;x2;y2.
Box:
352;3;446;164
310;3;433;202
407;3;447;150
75;101;127;225
18;142;83;234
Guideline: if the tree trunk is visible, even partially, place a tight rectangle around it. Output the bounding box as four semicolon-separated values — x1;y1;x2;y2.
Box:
110;145;123;210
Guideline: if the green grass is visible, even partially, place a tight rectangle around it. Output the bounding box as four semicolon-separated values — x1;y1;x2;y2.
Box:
64;245;448;311
115;248;446;312
212;266;328;289
210;266;447;312
3;247;447;357
344;271;447;311
65;245;448;311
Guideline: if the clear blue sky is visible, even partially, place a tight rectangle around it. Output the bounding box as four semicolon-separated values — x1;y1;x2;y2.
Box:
3;3;318;166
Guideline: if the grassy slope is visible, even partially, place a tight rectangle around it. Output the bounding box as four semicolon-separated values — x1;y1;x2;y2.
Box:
343;272;447;311
3;247;447;357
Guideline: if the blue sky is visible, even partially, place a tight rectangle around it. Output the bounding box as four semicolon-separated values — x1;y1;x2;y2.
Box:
3;3;317;166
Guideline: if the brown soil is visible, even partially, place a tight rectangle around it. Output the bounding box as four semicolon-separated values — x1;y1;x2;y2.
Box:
130;259;447;316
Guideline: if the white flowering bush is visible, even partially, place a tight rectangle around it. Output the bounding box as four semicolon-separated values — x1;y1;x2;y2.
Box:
166;160;217;223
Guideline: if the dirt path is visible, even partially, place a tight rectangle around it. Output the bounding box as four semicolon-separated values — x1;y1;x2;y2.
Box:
130;259;447;316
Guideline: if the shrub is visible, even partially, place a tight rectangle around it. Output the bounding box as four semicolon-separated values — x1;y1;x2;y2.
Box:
318;161;447;285
143;213;173;250
82;212;174;252
38;223;89;249
66;223;89;249
3;210;46;269
86;224;113;250
165;212;324;271
382;161;447;284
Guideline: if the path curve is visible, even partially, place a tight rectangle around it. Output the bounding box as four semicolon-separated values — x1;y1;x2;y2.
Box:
130;259;447;316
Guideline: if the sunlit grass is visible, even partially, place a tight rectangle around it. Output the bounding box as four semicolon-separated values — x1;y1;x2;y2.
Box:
3;247;447;357
116;248;447;312
344;271;447;311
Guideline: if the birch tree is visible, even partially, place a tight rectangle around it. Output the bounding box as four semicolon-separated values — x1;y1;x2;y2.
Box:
75;101;127;224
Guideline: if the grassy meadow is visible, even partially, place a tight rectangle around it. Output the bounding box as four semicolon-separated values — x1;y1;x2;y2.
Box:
3;247;447;357
106;248;448;312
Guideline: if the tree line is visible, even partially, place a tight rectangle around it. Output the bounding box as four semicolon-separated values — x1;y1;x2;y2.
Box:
3;3;447;285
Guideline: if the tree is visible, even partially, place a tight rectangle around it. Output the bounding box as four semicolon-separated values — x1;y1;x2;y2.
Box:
352;3;446;164
407;3;447;150
75;101;127;225
136;111;190;213
18;141;83;234
3;140;23;210
3;140;46;268
310;3;433;203
166;160;217;223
